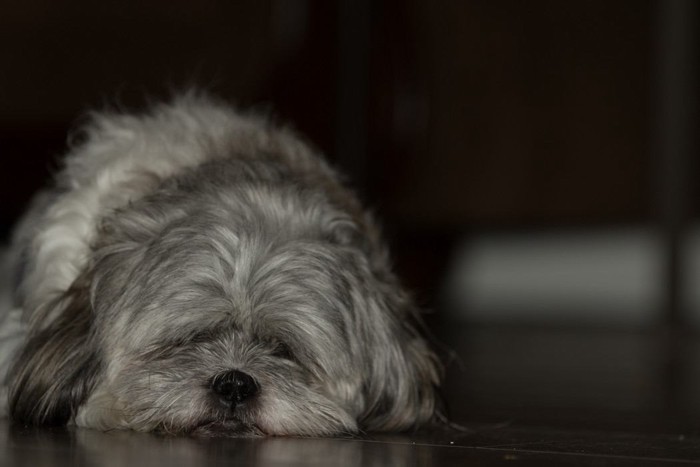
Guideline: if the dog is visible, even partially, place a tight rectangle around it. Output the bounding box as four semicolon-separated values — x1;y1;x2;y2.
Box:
0;93;441;436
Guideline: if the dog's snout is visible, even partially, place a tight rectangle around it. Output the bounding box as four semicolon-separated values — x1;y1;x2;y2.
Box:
211;370;259;406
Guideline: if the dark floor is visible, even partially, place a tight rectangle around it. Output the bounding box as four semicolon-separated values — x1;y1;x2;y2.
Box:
5;323;700;466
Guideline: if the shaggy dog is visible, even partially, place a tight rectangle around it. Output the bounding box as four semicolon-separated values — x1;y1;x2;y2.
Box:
0;94;441;436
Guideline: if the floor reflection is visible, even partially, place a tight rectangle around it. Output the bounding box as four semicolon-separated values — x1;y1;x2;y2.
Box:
5;423;436;467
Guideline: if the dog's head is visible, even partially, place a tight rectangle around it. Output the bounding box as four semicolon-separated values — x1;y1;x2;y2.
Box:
8;160;441;436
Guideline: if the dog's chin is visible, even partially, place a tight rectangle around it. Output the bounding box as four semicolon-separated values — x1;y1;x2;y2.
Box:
186;402;265;438
188;419;264;438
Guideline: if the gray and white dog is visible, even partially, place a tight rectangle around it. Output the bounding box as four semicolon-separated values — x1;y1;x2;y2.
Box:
0;94;441;436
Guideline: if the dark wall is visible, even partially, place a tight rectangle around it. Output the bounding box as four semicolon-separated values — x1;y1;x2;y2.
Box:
1;1;686;301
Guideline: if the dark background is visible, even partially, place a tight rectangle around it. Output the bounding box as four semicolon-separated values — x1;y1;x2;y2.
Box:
0;0;696;316
6;4;700;461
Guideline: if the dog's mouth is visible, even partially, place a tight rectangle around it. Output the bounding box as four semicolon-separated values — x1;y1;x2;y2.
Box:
187;418;264;437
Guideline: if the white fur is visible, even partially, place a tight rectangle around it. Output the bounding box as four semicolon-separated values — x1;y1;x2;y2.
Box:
22;97;282;323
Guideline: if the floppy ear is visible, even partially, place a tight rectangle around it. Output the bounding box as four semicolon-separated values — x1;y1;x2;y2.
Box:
359;280;443;432
8;276;101;426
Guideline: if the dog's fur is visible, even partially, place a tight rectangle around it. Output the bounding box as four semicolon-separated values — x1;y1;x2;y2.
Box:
0;94;441;436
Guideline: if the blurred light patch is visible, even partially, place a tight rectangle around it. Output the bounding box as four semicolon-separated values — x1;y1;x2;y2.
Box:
443;229;665;326
682;229;700;325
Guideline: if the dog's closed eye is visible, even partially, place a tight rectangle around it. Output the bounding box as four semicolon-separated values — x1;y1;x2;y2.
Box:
139;329;219;360
270;341;295;361
183;329;218;345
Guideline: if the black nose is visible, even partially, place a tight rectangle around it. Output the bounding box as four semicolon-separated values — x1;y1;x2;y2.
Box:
211;370;259;406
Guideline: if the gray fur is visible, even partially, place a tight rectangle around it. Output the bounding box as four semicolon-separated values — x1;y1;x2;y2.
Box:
4;95;441;436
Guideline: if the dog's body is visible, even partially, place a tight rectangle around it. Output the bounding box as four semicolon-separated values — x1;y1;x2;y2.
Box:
0;95;440;436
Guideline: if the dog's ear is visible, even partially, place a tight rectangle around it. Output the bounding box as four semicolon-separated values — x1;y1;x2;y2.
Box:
8;274;101;426
359;281;443;432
